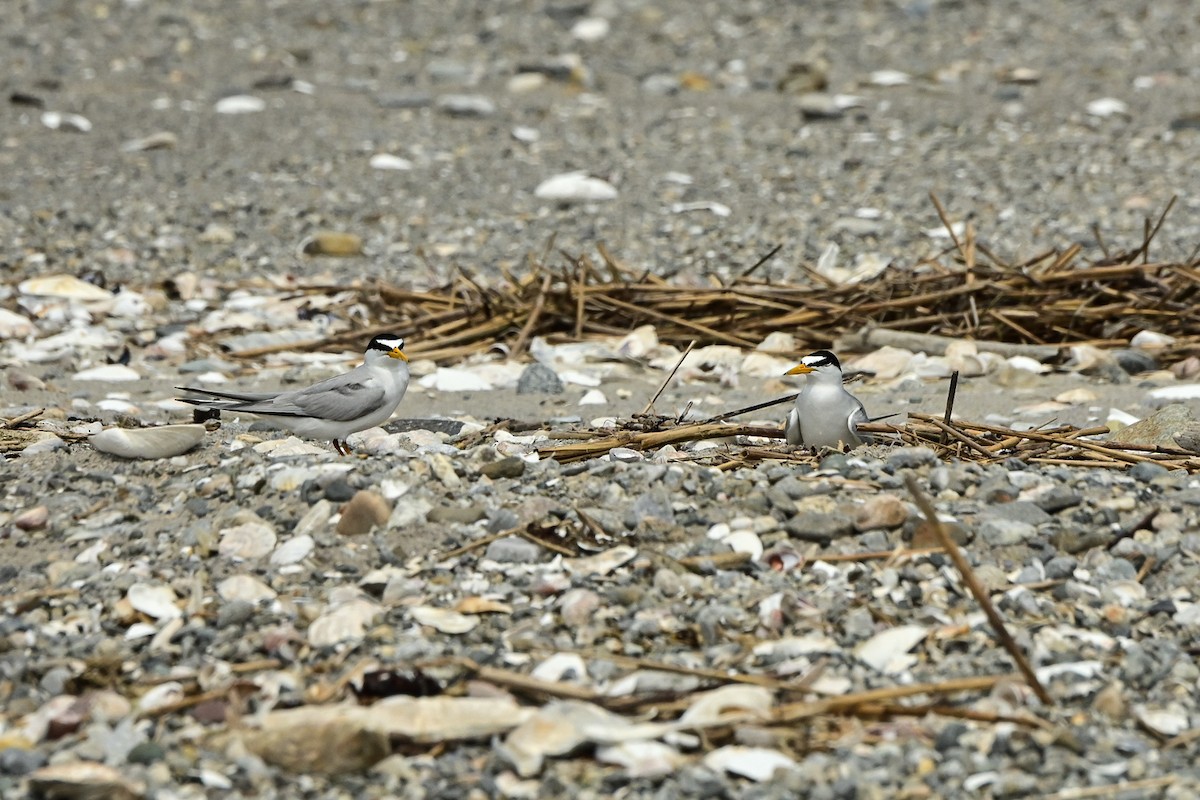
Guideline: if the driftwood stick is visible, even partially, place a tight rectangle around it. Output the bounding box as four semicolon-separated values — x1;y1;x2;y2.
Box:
834;326;1061;360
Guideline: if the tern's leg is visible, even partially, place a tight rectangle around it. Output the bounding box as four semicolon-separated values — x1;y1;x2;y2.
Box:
333;440;348;456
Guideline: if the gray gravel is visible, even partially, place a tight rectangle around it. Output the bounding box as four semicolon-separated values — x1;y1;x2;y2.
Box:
3;1;1200;798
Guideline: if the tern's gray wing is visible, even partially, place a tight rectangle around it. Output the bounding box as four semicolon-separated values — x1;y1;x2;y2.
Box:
847;398;871;443
262;370;388;422
785;407;803;445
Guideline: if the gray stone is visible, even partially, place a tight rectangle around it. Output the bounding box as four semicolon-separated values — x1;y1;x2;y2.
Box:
1044;556;1078;579
516;363;564;394
1033;487;1083;513
427;506;487;524
627;489;674;528
1111;404;1193;447
480;456;526;480
435;94;497;117
887;447;938;469
323;477;357;502
1129;461;1169;482
217;600;256;628
39;666;73;696
980;501;1051;527
126;741;166;764
978;518;1037;547
785;511;854;543
375;92;433;109
0;748;46;776
766;487;797;515
483;536;543;563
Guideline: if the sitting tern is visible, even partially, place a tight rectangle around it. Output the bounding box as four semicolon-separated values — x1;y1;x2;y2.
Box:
783;349;871;450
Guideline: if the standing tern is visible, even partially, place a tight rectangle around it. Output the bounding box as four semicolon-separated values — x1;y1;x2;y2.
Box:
178;333;410;455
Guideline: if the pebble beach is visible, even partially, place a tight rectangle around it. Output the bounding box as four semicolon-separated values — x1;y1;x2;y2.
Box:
3;1;1200;798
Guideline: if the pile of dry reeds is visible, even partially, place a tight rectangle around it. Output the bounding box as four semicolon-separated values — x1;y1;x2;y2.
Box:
251;196;1200;365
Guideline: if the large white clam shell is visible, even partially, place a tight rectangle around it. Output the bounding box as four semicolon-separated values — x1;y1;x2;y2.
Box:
90;424;205;459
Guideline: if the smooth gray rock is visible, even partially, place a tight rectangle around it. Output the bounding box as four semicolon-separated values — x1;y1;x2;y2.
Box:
516;363;564;394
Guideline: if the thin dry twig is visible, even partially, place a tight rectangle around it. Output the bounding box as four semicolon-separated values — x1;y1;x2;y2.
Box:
642;340;695;415
905;475;1053;705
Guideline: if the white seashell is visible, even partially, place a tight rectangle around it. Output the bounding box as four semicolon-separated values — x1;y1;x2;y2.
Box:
215;94;265;114
0;308;35;338
1055;388;1097;404
1131;329;1175;348
218;522;278;560
1133;705;1188;737
924;220;967;240
369;153;413;170
417;367;494;392
120;131;178;152
95;398;139;413
740;351;794;377
579;389;607;405
1005;355;1049;373
1147;384;1200;402
410;605;479;634
90;424;205;459
124;622;158;641
270;535;315;566
217;574;277;603
40;111;93;132
608;447;644;462
559;370;601;387
307;598;382;647
1107;408;1141;428
198;769;233;790
127;583;182;621
564;545;637;577
681;685;773;725
570;17;610;41
854;624;929;674
964;772;1000;791
753;633;840;662
108;290;149;319
512;125;540;142
22;435;66;455
868;69;910;86
74;364;141;382
253;437;331;457
531;653;591;684
756;331;795;352
137;682;185;713
722;529;764;561
596;741;683;778
706;522;731;540
19;274;112;301
1086;97;1128;117
704;746;797;782
509;73;547;93
1172;602;1200;626
534;171;617;203
27;762;146;800
615;326;659;360
669;201;732;217
843;346;913;380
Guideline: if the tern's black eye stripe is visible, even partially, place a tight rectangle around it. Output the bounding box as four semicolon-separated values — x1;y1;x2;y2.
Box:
806;349;840;369
368;335;404;352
